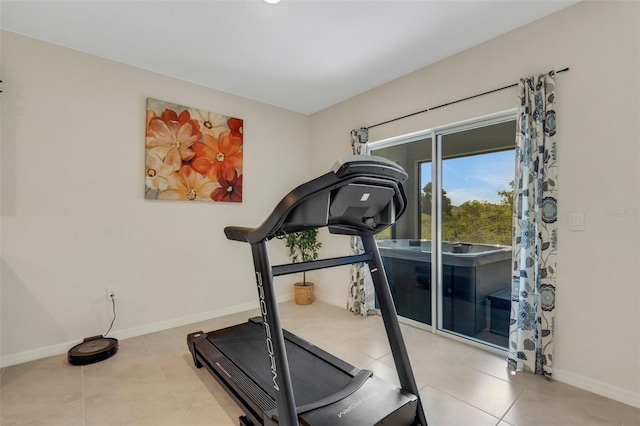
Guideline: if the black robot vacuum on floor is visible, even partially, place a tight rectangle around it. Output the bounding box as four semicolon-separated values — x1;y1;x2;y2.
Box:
68;335;118;365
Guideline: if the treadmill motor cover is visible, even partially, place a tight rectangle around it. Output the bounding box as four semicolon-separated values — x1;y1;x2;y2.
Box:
298;376;417;425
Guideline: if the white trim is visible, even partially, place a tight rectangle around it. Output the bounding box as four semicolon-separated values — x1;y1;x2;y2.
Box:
0;296;292;368
369;128;432;150
0;341;79;369
432;108;517;136
554;368;640;409
315;292;347;309
434;133;443;335
368;108;517;150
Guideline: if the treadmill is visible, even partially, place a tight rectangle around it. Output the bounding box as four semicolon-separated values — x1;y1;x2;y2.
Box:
187;155;427;426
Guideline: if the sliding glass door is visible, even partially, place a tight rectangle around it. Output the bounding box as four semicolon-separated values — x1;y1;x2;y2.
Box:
371;112;515;349
438;123;514;348
372;137;433;325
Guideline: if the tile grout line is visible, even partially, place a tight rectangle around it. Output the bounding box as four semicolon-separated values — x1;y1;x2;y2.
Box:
454;346;536;424
81;365;86;426
142;335;193;424
388;342;504;423
496;372;532;425
422;349;526;425
621;405;637;426
422;382;504;424
458;349;530;389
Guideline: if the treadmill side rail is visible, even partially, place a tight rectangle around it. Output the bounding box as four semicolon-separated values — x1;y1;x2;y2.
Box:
187;331;207;368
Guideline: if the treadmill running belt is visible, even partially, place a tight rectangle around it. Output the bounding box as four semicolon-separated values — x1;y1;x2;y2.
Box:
208;322;353;407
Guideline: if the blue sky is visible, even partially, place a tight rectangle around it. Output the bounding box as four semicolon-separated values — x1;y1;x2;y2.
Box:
420;150;514;206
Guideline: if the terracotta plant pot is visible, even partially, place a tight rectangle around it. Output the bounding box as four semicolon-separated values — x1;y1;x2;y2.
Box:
294;282;314;305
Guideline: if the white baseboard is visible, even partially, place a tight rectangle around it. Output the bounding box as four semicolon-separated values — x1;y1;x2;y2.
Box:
110;299;264;341
0;293;342;369
554;368;640;408
0;296;291;369
0;340;81;369
315;292;348;309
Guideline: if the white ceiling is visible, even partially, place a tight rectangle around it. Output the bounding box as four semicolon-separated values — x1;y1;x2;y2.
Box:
1;0;578;114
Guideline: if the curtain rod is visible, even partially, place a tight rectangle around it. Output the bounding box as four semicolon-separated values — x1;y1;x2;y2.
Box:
366;67;569;130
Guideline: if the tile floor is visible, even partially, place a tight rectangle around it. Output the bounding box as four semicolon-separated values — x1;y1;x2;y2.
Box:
1;301;638;426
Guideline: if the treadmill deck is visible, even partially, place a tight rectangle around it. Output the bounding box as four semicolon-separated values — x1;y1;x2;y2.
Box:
207;319;355;406
188;319;418;425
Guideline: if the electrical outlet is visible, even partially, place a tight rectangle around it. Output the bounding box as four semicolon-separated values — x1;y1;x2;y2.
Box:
106;287;117;302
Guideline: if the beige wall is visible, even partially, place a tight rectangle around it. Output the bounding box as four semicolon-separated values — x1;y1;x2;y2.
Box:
1;0;638;407
310;1;639;406
0;31;312;364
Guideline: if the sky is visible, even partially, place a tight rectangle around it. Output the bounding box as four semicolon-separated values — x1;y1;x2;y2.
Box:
420;150;514;206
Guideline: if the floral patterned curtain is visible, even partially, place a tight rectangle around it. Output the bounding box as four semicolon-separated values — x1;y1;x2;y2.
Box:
508;73;558;378
346;128;376;316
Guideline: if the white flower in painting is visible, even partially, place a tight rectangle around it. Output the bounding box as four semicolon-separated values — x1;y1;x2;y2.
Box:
157;165;218;201
145;151;175;191
190;108;228;139
146;119;198;168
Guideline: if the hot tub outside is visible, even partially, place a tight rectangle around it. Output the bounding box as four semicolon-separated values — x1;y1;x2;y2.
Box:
377;239;511;339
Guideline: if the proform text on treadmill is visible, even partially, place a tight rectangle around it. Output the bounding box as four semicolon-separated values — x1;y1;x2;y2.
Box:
257;271;279;392
337;392;378;418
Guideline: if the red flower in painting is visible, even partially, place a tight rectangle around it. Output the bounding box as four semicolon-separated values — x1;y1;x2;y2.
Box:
161;109;202;141
211;170;243;203
227;117;243;146
191;132;242;181
146;110;158;137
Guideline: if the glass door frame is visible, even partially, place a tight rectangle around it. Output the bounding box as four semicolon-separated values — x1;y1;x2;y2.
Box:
368;109;516;352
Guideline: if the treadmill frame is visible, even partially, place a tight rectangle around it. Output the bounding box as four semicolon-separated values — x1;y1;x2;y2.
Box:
208;235;426;425
188;156;427;426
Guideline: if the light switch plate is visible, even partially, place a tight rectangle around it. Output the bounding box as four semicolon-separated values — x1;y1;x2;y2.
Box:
568;212;584;231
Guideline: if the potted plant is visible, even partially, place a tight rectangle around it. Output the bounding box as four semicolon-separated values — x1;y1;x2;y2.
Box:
284;229;322;305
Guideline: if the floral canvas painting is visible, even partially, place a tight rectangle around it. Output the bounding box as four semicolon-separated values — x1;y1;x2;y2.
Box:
145;98;243;202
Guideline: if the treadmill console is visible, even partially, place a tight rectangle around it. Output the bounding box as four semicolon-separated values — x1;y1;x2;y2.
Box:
224;155;408;243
